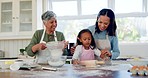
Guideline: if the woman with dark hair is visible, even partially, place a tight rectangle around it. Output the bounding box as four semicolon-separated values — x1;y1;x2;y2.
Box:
88;8;120;60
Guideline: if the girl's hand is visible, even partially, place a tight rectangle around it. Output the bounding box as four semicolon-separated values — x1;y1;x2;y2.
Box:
70;46;76;55
72;59;80;65
70;44;77;55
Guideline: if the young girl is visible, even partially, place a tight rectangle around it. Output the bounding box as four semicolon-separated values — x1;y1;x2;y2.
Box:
72;29;101;65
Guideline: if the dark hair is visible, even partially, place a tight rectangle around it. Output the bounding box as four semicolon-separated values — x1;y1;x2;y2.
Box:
95;8;117;36
77;29;96;49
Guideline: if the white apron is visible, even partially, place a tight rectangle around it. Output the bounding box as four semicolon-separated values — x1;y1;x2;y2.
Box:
94;32;112;64
92;29;111;50
95;35;111;50
95;35;112;65
93;31;112;65
36;30;57;64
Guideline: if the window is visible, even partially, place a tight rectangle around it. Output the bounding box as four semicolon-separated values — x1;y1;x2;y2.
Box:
116;17;148;42
52;1;77;16
46;0;148;43
57;19;95;42
81;0;107;15
115;0;148;42
115;0;143;13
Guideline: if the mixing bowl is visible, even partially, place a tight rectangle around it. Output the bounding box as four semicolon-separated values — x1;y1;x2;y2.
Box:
48;56;67;67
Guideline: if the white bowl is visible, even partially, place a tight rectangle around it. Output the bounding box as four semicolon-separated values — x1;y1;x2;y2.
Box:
127;59;148;66
0;60;15;69
14;60;25;66
48;56;67;67
46;41;64;51
20;58;36;65
10;63;20;71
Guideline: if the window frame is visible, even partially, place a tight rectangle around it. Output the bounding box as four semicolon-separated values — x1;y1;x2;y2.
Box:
47;0;148;18
46;0;148;43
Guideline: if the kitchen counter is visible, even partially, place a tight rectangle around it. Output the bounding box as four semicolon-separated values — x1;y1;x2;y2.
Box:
0;62;147;78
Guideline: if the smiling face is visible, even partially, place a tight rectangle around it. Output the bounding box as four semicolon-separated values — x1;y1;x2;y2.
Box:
44;17;57;34
78;32;92;49
97;15;110;31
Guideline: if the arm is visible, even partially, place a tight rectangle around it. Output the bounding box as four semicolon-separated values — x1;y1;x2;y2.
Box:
110;36;120;59
94;48;101;60
25;30;42;57
72;45;81;64
56;31;68;55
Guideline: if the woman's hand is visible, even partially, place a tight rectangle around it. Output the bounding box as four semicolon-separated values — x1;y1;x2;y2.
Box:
100;49;112;59
32;43;47;53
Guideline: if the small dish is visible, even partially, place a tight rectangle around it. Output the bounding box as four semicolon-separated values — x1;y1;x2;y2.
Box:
20;64;38;68
10;63;20;71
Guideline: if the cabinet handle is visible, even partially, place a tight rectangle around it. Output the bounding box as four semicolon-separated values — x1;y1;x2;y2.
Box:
12;17;19;19
16;17;19;19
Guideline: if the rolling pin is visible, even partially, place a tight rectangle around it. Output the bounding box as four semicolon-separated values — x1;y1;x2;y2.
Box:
80;60;105;67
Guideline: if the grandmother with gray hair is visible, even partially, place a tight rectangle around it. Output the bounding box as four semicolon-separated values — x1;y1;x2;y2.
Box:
25;11;68;64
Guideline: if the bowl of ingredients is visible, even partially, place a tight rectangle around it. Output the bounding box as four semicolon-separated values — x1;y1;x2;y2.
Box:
0;60;15;69
48;56;67;67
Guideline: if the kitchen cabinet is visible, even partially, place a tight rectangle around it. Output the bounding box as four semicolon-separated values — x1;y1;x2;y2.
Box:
0;0;38;39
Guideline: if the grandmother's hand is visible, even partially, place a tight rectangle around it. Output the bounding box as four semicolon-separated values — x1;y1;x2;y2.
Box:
62;40;69;52
32;43;47;52
63;40;69;49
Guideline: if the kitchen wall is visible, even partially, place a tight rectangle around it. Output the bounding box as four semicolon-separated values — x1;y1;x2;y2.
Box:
0;39;30;57
119;43;148;57
0;39;148;58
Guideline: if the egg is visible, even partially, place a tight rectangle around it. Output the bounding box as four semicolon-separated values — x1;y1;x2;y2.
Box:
130;66;138;75
145;66;148;76
138;66;146;76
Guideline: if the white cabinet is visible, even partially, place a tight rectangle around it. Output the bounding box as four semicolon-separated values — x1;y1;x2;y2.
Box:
0;0;37;39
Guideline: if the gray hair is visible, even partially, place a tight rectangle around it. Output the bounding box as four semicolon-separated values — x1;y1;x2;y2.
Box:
41;11;56;21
